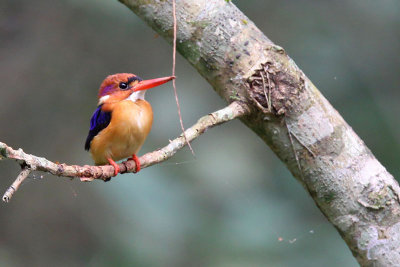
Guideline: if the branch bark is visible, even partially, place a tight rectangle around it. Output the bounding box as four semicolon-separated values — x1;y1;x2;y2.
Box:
117;0;400;265
1;101;249;202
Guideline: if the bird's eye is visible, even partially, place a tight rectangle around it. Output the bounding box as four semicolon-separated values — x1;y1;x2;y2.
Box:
119;82;128;89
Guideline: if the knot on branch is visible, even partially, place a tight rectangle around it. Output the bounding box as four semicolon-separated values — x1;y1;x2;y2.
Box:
248;62;275;114
247;62;305;116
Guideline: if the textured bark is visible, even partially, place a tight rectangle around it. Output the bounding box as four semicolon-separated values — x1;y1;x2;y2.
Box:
118;0;400;265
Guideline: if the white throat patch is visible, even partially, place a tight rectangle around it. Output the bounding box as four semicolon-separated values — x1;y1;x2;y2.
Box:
98;95;110;105
127;90;146;102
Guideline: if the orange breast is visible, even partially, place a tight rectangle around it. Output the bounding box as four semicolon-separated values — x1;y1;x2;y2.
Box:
90;99;153;165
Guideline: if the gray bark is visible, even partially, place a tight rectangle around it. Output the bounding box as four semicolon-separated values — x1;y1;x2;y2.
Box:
118;0;400;265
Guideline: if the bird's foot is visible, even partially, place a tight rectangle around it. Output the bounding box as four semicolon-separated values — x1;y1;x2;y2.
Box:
130;154;141;173
107;158;120;176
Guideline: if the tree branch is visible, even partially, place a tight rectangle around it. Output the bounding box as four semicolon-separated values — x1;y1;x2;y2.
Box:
117;0;400;265
1;101;250;202
2;166;32;203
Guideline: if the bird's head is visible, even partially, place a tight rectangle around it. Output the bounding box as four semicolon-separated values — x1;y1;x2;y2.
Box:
97;73;174;110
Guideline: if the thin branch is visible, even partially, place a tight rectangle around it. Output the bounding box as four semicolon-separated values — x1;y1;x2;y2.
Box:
2;166;32;203
265;64;272;113
1;101;249;202
285;120;303;180
171;0;195;156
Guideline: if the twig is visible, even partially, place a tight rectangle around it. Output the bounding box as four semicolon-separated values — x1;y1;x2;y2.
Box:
171;0;195;156
2;166;32;203
259;71;269;110
285;119;304;180
265;64;272;113
289;130;316;158
1;101;250;202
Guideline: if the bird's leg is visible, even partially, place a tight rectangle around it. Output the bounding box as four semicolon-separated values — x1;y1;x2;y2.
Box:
107;158;120;176
129;154;141;173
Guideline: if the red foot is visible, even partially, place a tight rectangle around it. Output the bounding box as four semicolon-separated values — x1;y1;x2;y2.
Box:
130;154;141;173
107;158;120;176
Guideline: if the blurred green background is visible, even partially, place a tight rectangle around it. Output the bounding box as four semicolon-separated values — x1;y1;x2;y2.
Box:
1;0;399;266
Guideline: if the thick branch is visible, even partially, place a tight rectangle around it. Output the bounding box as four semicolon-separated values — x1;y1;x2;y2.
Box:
1;101;249;201
118;0;400;265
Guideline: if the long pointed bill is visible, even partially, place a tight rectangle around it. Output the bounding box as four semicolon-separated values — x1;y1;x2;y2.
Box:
133;76;175;92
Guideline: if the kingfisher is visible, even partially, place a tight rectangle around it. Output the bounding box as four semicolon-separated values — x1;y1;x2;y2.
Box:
85;73;175;176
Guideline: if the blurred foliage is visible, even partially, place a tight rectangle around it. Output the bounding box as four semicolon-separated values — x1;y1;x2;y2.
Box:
1;0;399;266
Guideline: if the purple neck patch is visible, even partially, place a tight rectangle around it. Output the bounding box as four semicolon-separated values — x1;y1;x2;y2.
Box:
99;85;115;97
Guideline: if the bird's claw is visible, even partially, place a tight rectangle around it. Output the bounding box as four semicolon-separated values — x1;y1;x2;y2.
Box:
130;154;141;173
107;158;120;176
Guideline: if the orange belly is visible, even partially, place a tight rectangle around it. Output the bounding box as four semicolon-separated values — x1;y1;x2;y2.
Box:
90;100;153;165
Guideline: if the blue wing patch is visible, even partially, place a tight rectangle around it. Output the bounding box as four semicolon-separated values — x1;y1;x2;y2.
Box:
84;105;111;151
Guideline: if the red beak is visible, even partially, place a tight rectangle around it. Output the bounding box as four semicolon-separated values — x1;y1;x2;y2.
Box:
133;76;175;92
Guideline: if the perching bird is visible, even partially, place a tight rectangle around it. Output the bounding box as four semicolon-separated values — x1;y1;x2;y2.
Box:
85;73;175;176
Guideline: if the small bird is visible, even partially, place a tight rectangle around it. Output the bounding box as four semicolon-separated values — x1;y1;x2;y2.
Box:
85;73;175;176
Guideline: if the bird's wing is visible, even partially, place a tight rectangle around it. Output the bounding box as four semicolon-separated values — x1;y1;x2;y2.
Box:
85;105;111;151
